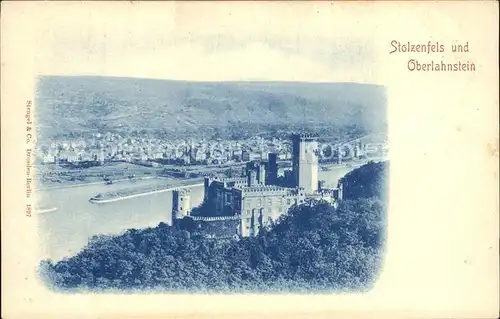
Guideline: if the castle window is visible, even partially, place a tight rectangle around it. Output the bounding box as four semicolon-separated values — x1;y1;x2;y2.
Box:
267;198;272;206
267;208;272;213
247;209;250;215
287;199;291;205
257;199;261;206
180;198;183;201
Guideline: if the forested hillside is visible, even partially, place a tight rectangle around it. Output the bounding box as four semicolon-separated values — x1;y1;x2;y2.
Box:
39;161;389;292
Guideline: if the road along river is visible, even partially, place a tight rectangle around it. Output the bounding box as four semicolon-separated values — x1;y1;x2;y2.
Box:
37;161;379;261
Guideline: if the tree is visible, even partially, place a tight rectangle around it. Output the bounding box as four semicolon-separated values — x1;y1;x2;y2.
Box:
177;216;198;233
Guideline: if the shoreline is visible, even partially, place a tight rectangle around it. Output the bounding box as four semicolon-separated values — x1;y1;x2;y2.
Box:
89;181;204;204
46;157;387;204
35;157;387;192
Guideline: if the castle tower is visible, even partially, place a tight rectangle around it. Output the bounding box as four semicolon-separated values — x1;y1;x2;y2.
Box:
203;176;211;201
247;170;257;187
172;188;191;225
292;133;319;194
337;182;343;201
266;153;278;185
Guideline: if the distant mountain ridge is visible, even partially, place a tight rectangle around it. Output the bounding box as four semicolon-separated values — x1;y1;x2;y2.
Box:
35;76;387;139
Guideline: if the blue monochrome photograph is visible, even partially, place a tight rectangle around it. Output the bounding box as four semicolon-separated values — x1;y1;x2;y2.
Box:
35;72;388;294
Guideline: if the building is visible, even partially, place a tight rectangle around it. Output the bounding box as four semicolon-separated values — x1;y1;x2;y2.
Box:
267;152;278;185
336;145;343;164
172;133;342;238
43;154;56;164
292;133;319;194
172;189;191;225
248;152;261;161
237;185;301;237
241;150;250;162
199;173;304;236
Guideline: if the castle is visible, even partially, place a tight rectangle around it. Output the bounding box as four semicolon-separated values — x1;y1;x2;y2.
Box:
171;133;343;238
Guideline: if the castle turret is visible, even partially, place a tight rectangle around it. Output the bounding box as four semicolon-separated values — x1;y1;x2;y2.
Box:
172;188;191;225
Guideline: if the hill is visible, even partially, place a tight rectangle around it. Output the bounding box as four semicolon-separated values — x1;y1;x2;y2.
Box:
35;76;387;140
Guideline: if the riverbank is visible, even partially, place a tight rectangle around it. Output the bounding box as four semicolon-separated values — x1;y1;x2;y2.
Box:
88;158;388;204
35;207;58;214
34;162;164;189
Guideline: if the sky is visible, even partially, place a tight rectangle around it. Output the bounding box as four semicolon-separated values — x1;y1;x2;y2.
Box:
25;2;385;83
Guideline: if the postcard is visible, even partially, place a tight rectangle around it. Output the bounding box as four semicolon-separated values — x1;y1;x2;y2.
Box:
1;1;498;318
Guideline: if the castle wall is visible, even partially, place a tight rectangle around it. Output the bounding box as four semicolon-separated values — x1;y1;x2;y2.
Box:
239;186;298;236
258;163;266;185
204;180;243;216
192;218;240;239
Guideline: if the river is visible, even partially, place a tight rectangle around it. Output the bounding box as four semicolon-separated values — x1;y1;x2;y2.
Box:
37;164;364;261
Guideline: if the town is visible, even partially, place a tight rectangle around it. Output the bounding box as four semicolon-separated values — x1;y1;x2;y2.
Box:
34;130;388;188
37;131;387;167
